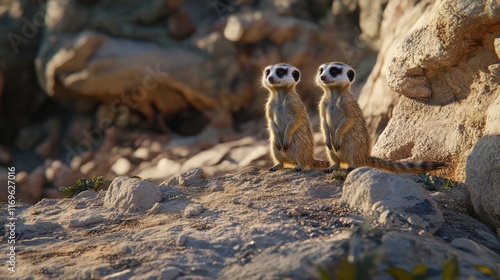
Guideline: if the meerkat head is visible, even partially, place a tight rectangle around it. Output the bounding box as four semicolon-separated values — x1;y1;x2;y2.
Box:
262;63;300;90
315;62;355;90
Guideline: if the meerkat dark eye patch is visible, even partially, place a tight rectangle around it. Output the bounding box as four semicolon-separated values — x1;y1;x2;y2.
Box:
276;68;287;78
329;67;341;77
347;69;355;82
319;68;324;74
292;70;300;82
265;69;270;76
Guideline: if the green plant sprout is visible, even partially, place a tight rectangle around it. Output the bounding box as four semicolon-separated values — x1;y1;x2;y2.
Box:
58;176;109;197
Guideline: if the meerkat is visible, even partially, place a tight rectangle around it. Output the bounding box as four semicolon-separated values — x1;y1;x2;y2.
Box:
262;63;329;172
315;62;444;173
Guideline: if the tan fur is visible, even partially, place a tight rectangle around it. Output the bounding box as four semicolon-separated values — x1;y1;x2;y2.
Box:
315;62;444;173
262;63;329;171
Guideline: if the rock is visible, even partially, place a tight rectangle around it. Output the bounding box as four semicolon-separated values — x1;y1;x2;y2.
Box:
195;31;236;56
80;160;96;175
160;267;180;280
450;238;500;265
224;11;269;43
184;203;204;218
136;157;181;182
373;0;500;183
103;269;132;280
160;168;206;187
73;190;97;200
176;234;188;247
44;160;84;188
232;144;268;167
181;144;231;172
36;29;217;121
35;137;59;158
465;96;500;227
104;176;162;213
379;231;500;278
266;16;303;45
111;158;132;176
342;168;444;233
331;0;358;16
17;166;46;203
495;36;500;59
160;197;192;214
132;147;150;161
147;202;163;215
357;0;428;144
0;145;12;165
69;214;103;228
181;137;256;172
70;155;84;170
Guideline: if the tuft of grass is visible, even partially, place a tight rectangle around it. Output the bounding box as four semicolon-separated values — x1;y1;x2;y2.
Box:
130;176;152;182
329;171;348;181
443;178;456;189
416;173;457;191
58;176;109;197
416;173;436;190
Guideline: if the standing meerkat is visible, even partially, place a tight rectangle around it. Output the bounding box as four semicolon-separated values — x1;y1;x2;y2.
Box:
315;62;444;173
262;63;329;172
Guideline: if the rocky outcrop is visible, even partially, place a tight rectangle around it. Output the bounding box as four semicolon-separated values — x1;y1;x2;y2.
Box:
368;0;500;227
465;99;500;228
356;0;435;145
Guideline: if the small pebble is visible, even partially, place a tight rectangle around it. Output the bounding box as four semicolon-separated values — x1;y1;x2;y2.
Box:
176;234;187;247
160;267;180;280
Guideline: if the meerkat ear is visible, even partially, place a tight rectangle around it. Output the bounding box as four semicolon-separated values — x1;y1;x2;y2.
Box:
292;70;300;82
347;70;355;82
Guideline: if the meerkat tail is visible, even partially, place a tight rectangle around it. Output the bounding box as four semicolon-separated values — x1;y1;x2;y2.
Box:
367;157;445;173
313;159;330;168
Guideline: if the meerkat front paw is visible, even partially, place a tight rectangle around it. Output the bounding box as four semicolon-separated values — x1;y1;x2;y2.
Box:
293;166;302;172
325;138;333;150
274;142;282;151
282;140;289;152
269;163;283;172
333;138;340;151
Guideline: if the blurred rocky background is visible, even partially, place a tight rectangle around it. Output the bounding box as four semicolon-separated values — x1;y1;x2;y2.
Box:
0;0;499;229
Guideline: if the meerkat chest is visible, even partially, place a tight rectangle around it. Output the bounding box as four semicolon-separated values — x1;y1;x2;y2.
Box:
323;98;345;128
272;100;293;126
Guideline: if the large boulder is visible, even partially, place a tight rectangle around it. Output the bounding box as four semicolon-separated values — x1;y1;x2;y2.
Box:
369;0;500;226
342;168;444;233
357;0;434;145
465;97;500;228
36;30;217;120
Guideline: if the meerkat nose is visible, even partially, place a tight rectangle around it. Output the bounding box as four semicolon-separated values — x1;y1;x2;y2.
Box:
268;76;276;83
320;75;326;81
